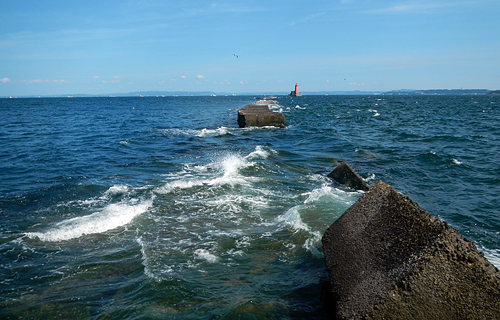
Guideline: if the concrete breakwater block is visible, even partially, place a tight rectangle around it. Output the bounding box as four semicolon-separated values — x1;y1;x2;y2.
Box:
327;162;368;191
237;100;285;128
322;181;500;320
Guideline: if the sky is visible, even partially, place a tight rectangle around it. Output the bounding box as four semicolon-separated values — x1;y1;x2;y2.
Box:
1;0;499;96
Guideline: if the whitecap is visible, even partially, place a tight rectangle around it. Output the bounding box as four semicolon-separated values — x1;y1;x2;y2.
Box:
106;185;130;195
303;184;359;207
156;153;257;193
246;145;277;160
26;199;153;242
276;207;311;233
196;127;229;137
194;249;219;263
209;154;255;187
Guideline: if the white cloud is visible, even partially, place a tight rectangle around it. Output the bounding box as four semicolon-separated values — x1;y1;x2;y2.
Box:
92;76;100;79
113;76;122;79
181;75;187;79
21;79;46;84
196;75;204;79
0;78;10;83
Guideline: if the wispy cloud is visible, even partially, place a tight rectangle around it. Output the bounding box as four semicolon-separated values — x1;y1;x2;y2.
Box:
291;12;326;25
196;75;204;79
370;1;484;13
21;79;69;84
1;78;10;83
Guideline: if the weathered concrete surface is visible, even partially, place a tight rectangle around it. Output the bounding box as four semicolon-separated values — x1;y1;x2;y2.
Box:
322;181;500;320
237;100;285;128
327;162;368;191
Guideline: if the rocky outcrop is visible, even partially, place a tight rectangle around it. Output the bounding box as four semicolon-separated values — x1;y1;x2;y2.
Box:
322;181;500;320
327;162;368;191
237;100;285;128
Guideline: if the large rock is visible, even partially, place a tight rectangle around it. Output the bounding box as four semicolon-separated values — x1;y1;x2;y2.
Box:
322;181;500;320
237;100;285;128
327;162;368;191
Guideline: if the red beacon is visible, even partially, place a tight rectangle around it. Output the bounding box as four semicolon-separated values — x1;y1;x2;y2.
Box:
289;83;301;97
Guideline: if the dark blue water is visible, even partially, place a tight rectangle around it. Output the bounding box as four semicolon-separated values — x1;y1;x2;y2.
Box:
1;95;499;319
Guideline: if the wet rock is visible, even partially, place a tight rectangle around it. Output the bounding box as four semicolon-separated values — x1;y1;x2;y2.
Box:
322;181;500;320
237;100;285;128
327;162;368;191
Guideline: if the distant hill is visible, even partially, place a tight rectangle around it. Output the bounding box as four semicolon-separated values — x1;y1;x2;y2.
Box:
4;89;499;99
383;89;491;95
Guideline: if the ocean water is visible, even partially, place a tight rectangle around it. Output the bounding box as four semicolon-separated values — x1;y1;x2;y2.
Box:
1;95;499;319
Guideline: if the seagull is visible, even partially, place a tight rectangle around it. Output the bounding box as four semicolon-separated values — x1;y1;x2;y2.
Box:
233;54;238;58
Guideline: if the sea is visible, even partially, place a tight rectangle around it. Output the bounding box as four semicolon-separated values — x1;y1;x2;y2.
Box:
1;95;499;319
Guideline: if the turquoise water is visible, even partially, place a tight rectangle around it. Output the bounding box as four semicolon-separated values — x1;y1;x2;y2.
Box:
1;95;499;319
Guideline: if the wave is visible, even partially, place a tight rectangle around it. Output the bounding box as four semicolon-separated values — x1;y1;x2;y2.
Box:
275;183;360;257
194;249;219;263
160;127;233;138
26;198;152;242
156;146;275;193
480;246;500;269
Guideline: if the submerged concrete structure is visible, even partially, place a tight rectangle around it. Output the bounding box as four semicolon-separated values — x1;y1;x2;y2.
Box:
322;181;500;320
327;162;368;191
237;100;285;128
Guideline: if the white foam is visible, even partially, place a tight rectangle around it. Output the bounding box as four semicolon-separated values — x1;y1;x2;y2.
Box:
26;199;152;242
106;185;130;195
209;154;255;187
303;184;359;207
156;153;257;193
452;159;463;165
194;249;219;263
276;207;311;233
156;179;205;193
303;231;323;258
245;145;276;160
137;237;160;281
196;127;228;137
481;247;500;269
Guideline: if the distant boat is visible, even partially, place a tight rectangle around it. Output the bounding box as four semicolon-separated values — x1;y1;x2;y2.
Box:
254;95;277;99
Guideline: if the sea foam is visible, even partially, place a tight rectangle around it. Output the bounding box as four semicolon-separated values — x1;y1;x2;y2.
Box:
26;199;152;242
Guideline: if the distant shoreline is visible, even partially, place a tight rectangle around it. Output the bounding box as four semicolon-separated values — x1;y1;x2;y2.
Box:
2;89;498;99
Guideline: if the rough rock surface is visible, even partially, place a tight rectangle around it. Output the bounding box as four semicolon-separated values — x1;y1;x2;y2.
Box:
327;162;368;191
237;100;285;128
322;181;500;320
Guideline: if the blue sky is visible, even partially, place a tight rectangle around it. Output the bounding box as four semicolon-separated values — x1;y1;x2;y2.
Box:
1;0;499;96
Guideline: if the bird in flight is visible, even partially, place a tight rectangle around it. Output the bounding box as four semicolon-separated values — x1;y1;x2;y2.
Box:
233;54;238;58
